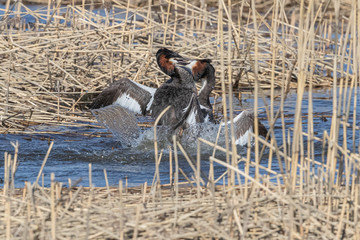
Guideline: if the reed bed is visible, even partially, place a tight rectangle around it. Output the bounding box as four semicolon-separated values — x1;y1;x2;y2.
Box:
1;0;360;239
0;0;354;133
1;134;360;239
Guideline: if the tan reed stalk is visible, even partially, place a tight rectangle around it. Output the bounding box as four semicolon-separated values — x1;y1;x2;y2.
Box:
173;134;179;227
46;0;51;23
88;163;92;187
103;168;111;200
142;181;147;203
196;139;201;198
267;0;280;173
153;106;171;188
172;0;178;43
224;0;237;189
178;167;195;187
133;204;141;240
299;0;315;198
190;6;194;35
163;2;171;45
199;137;280;181
325;18;338;192
9;141;18;191
184;0;188;37
50;172;56;240
289;0;306;193
177;141;205;185
119;180;124;240
125;176;128;194
247;0;261;186
306;0;316;193
244;132;251;198
68;178;72;199
4;153;11;240
169;145;173;186
217;0;231;186
354;0;360;153
110;51;114;83
355;185;359;236
1;2;360;237
34;141;54;187
208;121;223;184
5;53;11;116
341;24;353;165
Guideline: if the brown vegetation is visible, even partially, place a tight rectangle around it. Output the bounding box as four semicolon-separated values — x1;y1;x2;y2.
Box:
1;0;359;239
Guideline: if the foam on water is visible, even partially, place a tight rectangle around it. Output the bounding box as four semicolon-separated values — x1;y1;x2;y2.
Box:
91;104;255;155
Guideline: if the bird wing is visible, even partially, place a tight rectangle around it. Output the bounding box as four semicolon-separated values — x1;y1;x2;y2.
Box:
224;110;268;146
90;78;156;115
91;105;140;144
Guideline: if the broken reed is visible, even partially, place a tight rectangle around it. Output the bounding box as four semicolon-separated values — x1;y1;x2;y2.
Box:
0;0;352;134
1;131;360;238
1;0;360;238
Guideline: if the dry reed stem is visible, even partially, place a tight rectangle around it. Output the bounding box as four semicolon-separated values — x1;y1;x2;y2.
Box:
0;0;350;133
1;0;360;239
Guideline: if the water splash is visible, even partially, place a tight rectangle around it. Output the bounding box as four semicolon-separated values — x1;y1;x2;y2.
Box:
91;104;254;152
91;105;140;147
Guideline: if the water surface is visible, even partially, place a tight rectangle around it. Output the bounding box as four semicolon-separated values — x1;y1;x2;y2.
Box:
1;88;359;188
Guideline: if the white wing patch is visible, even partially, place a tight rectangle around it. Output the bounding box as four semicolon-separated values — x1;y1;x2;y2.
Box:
132;80;156;96
203;114;210;123
235;128;252;146
231;110;246;124
186;108;197;125
199;105;211;123
115;93;142;115
223;111;254;146
131;79;156;112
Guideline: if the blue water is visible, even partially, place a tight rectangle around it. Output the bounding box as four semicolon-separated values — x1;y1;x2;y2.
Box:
0;3;143;28
1;88;359;188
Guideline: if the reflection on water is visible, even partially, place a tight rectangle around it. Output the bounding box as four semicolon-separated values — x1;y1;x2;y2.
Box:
0;88;359;188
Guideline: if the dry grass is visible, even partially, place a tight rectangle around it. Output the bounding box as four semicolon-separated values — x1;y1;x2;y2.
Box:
0;0;353;133
1;138;360;239
1;0;360;239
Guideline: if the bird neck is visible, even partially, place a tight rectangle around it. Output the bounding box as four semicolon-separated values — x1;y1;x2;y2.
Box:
198;65;215;108
171;75;196;90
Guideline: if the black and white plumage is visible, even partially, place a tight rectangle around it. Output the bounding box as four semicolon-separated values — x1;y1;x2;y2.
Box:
150;66;204;129
89;78;156;115
90;48;213;132
156;48;216;123
227;110;269;145
197;63;216;123
157;49;270;144
90;48;269;145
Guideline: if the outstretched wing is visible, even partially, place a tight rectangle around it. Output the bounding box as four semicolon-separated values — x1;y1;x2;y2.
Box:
90;78;156;115
91;105;140;145
156;48;212;81
225;110;268;146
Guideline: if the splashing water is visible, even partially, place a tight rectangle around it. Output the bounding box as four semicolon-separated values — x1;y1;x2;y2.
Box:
91;104;253;152
91;105;140;146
